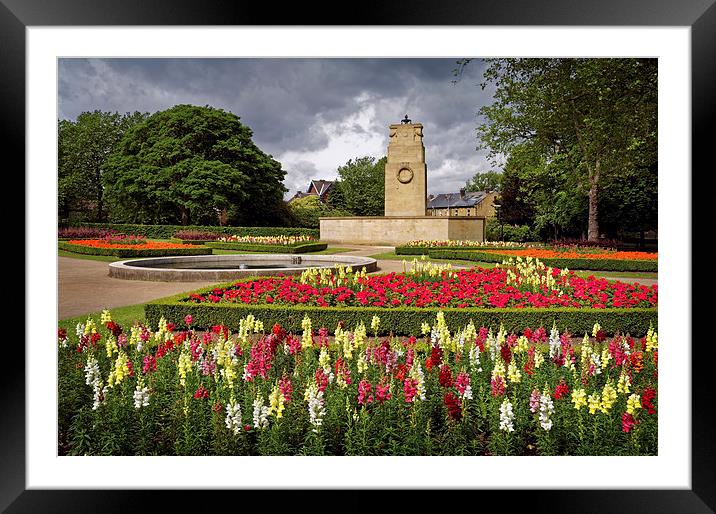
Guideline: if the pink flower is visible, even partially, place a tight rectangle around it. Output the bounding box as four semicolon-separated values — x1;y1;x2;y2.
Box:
358;379;373;406
375;381;391;404
529;388;541;413
403;378;418;403
491;376;506;397
622;412;638;433
184;315;193;326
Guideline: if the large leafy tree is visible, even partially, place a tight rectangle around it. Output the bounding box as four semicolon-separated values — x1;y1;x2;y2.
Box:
470;58;657;241
103;105;286;226
465;170;503;192
58;110;147;221
333;156;386;216
288;195;350;228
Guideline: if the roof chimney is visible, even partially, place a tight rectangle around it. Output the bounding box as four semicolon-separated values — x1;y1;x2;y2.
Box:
460;187;466;199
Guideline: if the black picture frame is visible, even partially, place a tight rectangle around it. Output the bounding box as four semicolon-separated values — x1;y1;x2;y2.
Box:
5;0;712;510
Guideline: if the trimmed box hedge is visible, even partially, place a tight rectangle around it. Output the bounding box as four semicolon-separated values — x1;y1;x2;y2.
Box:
395;245;528;256
145;280;657;337
58;241;213;258
76;222;319;239
170;238;219;245
428;249;658;272
205;242;328;254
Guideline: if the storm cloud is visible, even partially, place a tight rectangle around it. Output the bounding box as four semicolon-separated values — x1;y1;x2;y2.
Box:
58;58;496;198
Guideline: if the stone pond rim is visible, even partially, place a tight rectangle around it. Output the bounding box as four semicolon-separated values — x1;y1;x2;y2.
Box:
108;254;378;282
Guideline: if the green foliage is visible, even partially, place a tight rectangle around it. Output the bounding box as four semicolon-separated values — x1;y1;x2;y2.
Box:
205;242;328;254
76;222;319;239
427;249;658;272
146;294;657;337
58;110;148;222
288;195;351;228
485;217;537;242
58;241;212;258
395;244;528;256
465;170;503;192
475;58;657;241
102;105;287;226
333;156;386;216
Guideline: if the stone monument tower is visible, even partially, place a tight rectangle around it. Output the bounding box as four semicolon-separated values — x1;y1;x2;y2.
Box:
384;115;427;216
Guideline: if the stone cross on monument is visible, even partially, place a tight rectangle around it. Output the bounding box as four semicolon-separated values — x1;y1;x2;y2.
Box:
384;116;427;216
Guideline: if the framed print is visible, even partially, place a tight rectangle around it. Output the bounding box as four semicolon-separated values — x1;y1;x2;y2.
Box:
5;0;713;510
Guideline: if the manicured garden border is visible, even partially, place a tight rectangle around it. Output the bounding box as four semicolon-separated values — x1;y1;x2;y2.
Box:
204;241;328;253
58;241;213;258
428;249;658;272
395;245;528;255
145;279;657;336
169;238;218;245
75;222;319;239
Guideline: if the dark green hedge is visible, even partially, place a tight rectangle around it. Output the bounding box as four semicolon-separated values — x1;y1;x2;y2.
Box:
205;242;328;253
58;241;213;258
146;291;657;337
428;249;658;272
395;245;528;255
170;238;219;245
77;222;319;239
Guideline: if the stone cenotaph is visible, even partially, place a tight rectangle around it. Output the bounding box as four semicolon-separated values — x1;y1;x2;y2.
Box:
319;117;485;245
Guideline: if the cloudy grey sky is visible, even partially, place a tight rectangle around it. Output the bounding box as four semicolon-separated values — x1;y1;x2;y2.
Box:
58;58;497;199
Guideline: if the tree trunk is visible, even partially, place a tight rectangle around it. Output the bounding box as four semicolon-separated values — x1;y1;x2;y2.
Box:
180;207;189;226
587;158;600;242
96;169;104;222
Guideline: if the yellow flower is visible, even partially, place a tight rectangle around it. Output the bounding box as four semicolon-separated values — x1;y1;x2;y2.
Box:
420;322;431;335
571;388;587;410
268;384;285;419
600;348;611;370
491;360;506;381
600;382;617;413
627;393;641;415
534;350;544;369
592;322;601;338
318;347;331;371
587;393;601;414
515;336;528;354
178;349;192;387
100;309;112;324
107;351;129;388
105;333;118;359
645;325;658;352
617;371;631;394
507;359;521;383
353;322;367;348
370;315;380;334
301;315;313;349
357;351;368;374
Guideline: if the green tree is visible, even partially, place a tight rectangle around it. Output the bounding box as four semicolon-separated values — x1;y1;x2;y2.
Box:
465;170;502;192
58;110;147;221
103;105;287;226
471;58;657;241
288;195;350;228
335;156;386;216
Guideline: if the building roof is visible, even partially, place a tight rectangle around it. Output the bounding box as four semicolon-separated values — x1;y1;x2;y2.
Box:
308;180;335;197
427;190;491;209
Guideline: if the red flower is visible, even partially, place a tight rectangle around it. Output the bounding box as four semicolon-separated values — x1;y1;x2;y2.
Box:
622;412;638;433
439;364;454;388
193;385;209;400
443;392;462;421
142;354;157;374
641;387;657;414
315;368;329;393
554;379;570;400
491;376;506;397
500;342;512;365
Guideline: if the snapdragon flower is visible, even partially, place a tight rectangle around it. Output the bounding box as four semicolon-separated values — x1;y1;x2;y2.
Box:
268;384;285;419
627;393;641;415
133;379;150;409
548;322;560;360
507;359;522;383
571;388;587;411
305;382;325;432
499;399;515;432
253;393;270;430
225;400;243;435
539;391;555;431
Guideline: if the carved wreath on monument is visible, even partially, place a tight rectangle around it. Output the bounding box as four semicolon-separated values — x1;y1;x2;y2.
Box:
397;167;414;184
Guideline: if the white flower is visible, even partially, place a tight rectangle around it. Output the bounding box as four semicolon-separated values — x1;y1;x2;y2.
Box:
539;393;554;431
225;401;243;435
305;383;325;432
548;323;560;359
133;383;150;409
499;399;515;432
252;394;269;430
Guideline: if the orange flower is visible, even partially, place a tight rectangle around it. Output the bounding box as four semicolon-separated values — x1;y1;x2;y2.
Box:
68;239;198;250
484;249;657;261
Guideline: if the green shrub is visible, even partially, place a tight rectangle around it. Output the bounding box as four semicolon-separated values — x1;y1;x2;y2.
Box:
76;222;319;239
58;241;213;258
205;242;328;253
428;249;658;272
486;218;538;242
169;238;219;245
146;290;657;337
395;245;528;256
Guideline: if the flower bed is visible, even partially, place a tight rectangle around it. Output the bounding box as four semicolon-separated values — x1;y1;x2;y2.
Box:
205;241;328;254
58;310;657;456
428;249;658;272
76;222;319;239
146;259;657;336
58;226;119;239
59;239;213;258
396;240;531;255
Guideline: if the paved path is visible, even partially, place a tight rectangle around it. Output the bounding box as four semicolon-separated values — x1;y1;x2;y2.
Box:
58;247;657;320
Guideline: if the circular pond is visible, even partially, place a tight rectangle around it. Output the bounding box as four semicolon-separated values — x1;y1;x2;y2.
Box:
108;254;378;282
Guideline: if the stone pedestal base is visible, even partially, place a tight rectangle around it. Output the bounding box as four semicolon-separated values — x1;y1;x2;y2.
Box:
319;216;485;246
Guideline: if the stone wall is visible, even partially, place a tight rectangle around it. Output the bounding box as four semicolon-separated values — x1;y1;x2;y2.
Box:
319;216;485;245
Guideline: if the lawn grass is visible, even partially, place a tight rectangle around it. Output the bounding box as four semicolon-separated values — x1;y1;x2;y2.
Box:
59;302;146;328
